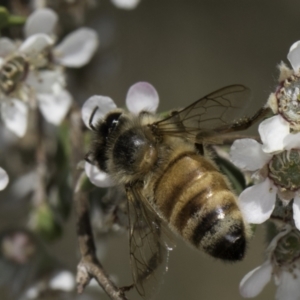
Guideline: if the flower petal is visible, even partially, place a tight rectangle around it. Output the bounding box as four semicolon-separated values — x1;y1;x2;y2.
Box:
111;0;140;9
0;38;16;58
54;28;99;68
292;195;300;231
84;162;115;187
24;8;58;37
287;41;300;73
1;99;28;137
49;271;75;292
37;89;72;125
239;178;277;224
25;286;39;299
276;269;300;300
126;82;159;114
283;132;300;150
0;167;9;190
230;139;272;171
81;95;116;129
26;69;65;94
259;115;290;153
239;260;272;298
19;34;53;61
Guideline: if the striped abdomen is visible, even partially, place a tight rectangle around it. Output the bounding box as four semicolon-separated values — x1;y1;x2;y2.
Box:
153;152;246;261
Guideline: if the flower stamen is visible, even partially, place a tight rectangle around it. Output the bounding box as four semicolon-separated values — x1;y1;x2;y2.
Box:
0;55;28;95
268;150;300;192
276;75;300;129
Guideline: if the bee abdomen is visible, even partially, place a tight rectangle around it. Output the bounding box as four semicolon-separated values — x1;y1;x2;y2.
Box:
174;175;246;261
184;191;246;261
154;152;218;218
154;152;246;261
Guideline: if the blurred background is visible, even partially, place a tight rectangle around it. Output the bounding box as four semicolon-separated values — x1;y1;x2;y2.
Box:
1;0;300;299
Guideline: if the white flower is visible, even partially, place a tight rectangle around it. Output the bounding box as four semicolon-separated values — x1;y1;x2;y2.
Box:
49;271;75;291
84;161;116;188
25;8;58;37
240;260;273;298
25;8;99;68
0;8;99;133
267;41;300;130
240;226;300;300
21;8;99;126
26;68;73;125
287;41;300;74
111;0;140;10
230;114;300;230
82;82;159;187
0;166;9;190
1;99;29;138
24;270;75;299
0;35;53;137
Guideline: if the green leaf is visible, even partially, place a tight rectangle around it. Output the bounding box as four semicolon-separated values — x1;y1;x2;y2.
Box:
0;7;9;29
214;154;246;194
8;15;26;26
265;221;278;244
57;121;71;164
0;7;26;29
32;203;62;241
49;122;73;220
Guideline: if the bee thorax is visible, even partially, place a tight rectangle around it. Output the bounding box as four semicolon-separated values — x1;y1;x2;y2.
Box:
112;128;157;178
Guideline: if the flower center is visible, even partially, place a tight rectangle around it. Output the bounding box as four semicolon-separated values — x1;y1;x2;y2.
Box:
274;230;300;266
268;149;300;191
276;75;300;129
0;55;28;95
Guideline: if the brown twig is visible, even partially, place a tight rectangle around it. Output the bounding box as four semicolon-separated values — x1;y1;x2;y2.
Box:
32;109;47;208
69;105;129;300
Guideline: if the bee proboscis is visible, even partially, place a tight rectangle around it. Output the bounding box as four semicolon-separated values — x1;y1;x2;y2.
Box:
87;85;268;298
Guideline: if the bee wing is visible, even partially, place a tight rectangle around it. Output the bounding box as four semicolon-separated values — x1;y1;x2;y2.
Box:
151;85;264;144
126;186;175;299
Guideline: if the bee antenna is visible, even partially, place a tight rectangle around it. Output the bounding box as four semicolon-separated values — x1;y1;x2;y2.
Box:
89;106;99;131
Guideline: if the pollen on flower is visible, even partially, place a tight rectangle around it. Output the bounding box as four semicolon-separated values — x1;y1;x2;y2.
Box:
267;93;278;114
239;225;300;299
268;150;300;192
0;55;29;95
273;229;300;267
273;74;300;130
278;62;294;82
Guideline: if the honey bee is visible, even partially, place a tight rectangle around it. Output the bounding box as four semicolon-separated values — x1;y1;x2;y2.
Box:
87;85;268;298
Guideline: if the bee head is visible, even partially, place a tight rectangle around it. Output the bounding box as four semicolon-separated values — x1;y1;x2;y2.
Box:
89;108;157;182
